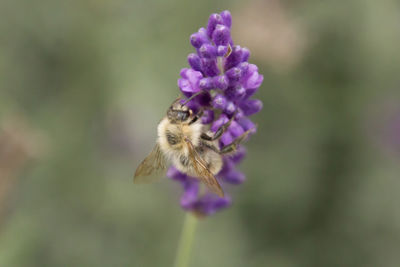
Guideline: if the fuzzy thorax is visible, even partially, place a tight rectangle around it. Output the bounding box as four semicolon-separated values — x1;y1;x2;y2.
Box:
157;116;222;176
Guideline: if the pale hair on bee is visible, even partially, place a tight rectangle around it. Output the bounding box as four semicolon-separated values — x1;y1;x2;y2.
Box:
134;93;251;197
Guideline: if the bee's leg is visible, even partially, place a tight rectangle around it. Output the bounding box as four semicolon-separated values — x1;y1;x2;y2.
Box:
219;130;251;155
200;141;220;154
196;109;204;118
201;112;236;141
188;109;204;125
200;132;213;140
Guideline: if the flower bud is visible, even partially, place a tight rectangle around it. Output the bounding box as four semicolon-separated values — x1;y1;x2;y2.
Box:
237;117;256;132
229;121;244;138
220;10;232;28
214;75;229;90
201;110;214;124
224;169;245;184
207;13;224;37
190;28;209;48
212;94;227;110
199;77;215;90
225;67;242;83
242;47;250;62
187;53;202;72
180;180;199;209
231;146;246;163
224;101;236;115
217;45;228;57
211;113;229;132
201;58;219;76
224;45;244;70
198;44;217;59
212;24;231;46
242;64;263;90
239;99;263;116
220;131;233;146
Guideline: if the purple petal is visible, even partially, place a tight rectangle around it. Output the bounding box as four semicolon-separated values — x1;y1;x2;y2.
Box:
194;194;231;216
220;10;232;28
190;28;210;48
197;91;212;106
230;86;246;100
214;75;229;90
245;86;261;99
185;99;200;113
235;109;245;120
211;114;229;132
212;94;228;110
217;45;228;57
188;53;202;72
241;64;263;90
178;68;203;95
220;131;234;146
224;101;236;115
243;71;264;98
231;145;246;164
229;121;244;138
186;69;203;84
225;67;242;84
224;45;244;70
224;169;245;184
237;62;249;76
212;195;232;211
237;117;256;132
199;77;215;90
180;179;200;209
239;99;263;116
212;24;231;46
180;68;190;79
201;58;220;77
198;44;217;59
178;78;191;95
242;47;250;62
206;13;224;38
201;109;214;124
167;166;187;182
218;157;235;176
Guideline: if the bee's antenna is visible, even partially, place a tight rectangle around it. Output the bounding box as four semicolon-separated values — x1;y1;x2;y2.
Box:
181;91;203;106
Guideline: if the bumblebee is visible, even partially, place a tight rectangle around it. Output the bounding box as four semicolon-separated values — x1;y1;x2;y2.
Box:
134;96;249;197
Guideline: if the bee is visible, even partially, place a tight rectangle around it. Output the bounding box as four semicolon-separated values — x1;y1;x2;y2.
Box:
134;95;250;197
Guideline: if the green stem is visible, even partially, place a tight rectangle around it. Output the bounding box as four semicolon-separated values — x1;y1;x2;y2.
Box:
174;213;198;267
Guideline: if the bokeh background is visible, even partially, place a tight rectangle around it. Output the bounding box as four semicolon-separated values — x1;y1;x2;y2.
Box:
1;0;400;266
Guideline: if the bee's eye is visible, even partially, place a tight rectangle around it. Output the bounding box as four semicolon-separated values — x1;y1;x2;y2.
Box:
179;111;189;121
176;110;189;121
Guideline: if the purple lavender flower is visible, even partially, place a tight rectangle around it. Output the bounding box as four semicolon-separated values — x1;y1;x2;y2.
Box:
168;10;263;217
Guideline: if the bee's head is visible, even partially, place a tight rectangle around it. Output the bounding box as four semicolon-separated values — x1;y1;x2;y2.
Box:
167;99;193;123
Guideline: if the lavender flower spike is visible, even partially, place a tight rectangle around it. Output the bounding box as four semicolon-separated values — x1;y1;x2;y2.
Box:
169;10;263;217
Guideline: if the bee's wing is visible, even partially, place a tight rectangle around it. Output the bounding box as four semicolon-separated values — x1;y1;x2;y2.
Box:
184;138;224;197
134;143;167;184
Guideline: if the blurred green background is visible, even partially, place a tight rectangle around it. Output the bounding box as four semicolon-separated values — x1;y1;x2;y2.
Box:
1;0;400;266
